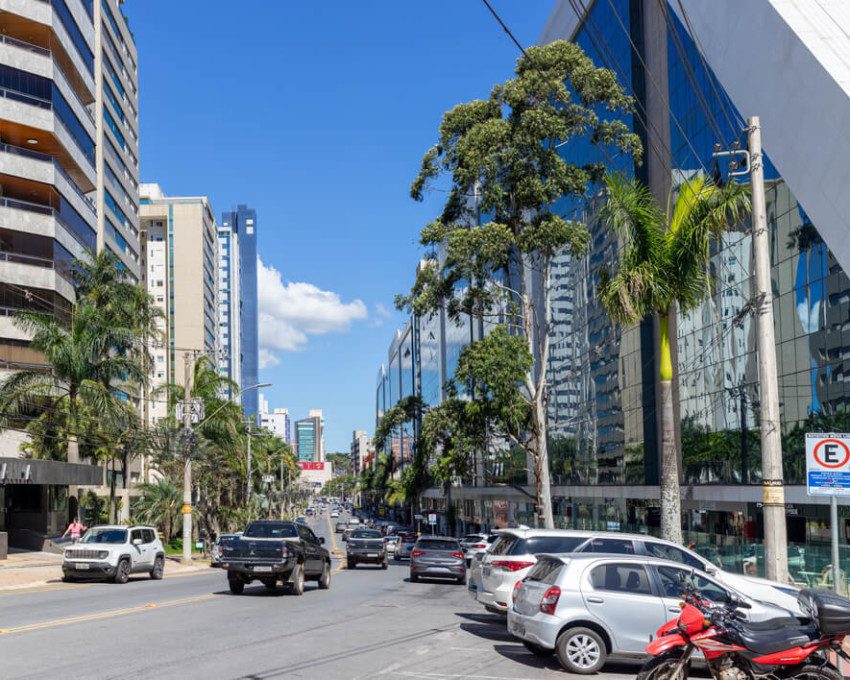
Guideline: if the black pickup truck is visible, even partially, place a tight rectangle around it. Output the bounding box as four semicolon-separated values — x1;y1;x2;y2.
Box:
220;520;331;595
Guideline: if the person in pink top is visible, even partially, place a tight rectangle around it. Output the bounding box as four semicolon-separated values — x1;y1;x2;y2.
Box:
63;518;87;543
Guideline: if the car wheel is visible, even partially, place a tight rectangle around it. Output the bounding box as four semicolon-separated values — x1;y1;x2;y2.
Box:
150;556;164;580
289;563;305;596
262;579;277;589
228;577;245;595
456;574;466;585
381;559;388;570
410;573;418;583
347;559;356;569
523;640;552;657
318;561;331;589
62;574;76;583
556;627;607;674
113;558;130;584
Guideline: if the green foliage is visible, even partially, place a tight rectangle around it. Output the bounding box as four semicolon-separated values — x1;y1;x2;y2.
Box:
322;473;358;500
132;476;182;542
326;452;352;475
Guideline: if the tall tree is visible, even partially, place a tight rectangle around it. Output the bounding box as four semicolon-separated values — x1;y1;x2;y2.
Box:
598;173;749;542
401;40;640;527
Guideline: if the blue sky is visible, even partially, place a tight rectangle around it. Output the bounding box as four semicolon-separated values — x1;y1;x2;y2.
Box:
129;1;555;451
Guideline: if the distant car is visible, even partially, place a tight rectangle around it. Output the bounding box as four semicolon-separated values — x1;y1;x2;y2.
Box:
348;517;361;526
330;510;339;518
62;525;165;584
394;532;418;560
346;528;388;569
409;536;466;584
295;516;308;525
384;535;400;553
335;521;347;533
306;507;314;516
211;533;240;567
460;533;498;565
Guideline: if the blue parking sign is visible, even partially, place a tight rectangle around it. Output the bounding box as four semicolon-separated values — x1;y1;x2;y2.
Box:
806;433;850;496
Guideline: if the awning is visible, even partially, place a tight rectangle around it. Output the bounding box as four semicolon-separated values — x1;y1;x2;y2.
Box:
0;457;101;486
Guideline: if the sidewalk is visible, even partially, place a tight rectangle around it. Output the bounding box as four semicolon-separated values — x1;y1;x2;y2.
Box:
0;552;209;591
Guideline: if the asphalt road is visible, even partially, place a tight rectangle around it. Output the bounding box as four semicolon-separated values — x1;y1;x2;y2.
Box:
0;514;642;680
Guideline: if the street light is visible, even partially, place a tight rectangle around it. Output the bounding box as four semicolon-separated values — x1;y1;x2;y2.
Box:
242;383;272;502
181;379;270;566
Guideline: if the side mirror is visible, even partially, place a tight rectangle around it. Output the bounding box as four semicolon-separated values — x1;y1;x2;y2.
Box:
706;565;718;575
342;535;347;542
132;538;142;546
319;537;325;544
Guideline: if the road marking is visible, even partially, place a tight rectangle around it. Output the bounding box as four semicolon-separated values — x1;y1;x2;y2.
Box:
0;592;216;635
326;514;345;573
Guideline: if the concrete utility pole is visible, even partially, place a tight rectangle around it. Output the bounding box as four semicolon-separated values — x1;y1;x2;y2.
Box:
246;417;252;501
749;116;789;583
182;351;194;566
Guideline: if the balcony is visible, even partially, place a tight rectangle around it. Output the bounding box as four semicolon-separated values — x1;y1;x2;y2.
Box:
0;196;93;257
0;141;96;223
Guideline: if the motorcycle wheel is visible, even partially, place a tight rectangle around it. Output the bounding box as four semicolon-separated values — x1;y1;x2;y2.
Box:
636;651;690;680
792;664;843;680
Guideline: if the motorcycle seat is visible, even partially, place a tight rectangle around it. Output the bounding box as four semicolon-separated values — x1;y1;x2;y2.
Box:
735;624;818;656
739;616;811;631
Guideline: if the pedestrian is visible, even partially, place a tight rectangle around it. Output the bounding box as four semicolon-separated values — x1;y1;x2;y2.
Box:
62;517;87;543
687;541;696;551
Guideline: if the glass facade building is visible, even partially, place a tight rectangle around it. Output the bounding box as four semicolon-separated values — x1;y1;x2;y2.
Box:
221;206;259;418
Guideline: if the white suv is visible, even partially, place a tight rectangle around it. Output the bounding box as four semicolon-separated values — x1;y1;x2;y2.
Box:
63;525;165;584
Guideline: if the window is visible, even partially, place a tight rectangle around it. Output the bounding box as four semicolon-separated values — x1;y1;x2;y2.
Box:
590;563;652;595
142;529;155;543
643;542;705;571
525;557;564;585
524;536;585;554
130;528;143;544
581;538;636;554
656;566;730;603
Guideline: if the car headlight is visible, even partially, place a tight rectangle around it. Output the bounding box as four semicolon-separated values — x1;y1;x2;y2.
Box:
64;549;72;558
98;551;109;560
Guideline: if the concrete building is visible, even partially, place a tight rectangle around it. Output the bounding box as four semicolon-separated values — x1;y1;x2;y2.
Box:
0;0;123;548
217;219;241;401
140;183;219;425
259;394;289;442
350;430;373;475
295;411;323;463
220;206;258;419
95;0;140;281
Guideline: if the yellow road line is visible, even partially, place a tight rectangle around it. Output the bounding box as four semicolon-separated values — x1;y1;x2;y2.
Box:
0;592;216;636
326;514;345;573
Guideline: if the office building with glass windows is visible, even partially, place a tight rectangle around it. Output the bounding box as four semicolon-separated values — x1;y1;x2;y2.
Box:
217;219;241;401
220;206;259;419
295;414;323;464
378;0;850;577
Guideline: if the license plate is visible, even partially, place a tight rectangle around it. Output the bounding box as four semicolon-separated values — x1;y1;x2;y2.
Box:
511;620;526;637
253;566;273;573
367;553;378;557
76;563;90;570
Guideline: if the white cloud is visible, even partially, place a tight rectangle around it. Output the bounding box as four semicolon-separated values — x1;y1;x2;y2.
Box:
371;302;394;327
259;348;280;369
258;260;368;358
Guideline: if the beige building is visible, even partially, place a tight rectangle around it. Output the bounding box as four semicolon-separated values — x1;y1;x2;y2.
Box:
140;183;219;425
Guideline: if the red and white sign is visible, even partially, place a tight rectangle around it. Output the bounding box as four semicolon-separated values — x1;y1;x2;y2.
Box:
297;462;325;471
806;433;850;496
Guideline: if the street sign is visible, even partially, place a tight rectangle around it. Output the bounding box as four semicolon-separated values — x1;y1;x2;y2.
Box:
261;475;275;484
806;433;850;496
175;398;205;424
427;513;437;525
414;514;423;521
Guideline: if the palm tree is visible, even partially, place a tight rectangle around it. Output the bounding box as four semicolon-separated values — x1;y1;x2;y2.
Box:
0;301;143;463
599;173;750;543
134;476;182;543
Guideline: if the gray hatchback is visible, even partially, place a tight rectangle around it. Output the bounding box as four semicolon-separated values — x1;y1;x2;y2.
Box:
409;536;466;584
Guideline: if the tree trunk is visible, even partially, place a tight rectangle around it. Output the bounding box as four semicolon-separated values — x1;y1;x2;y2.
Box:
532;398;555;529
108;457;117;524
658;313;683;544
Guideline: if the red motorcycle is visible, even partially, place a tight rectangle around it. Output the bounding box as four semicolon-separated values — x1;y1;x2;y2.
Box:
638;585;850;680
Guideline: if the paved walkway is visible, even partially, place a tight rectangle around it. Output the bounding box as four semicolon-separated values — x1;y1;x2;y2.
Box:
0;551;209;591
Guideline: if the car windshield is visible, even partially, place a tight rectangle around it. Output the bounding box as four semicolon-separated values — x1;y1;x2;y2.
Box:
80;528;127;544
244;523;298;538
417;540;459;551
351;530;382;539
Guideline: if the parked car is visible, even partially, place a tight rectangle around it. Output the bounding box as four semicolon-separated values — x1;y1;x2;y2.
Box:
335;521;348;533
220;520;331;595
330;510;339;518
460;533;498;565
346;528;388;569
394;532;418;560
508;553;787;674
409;536;466;584
384;535;400;553
475;528;801;615
62;525;165;584
210;533;240;568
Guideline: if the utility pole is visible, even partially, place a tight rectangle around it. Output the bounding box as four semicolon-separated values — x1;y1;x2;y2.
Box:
749;116;788;583
182;351;194;566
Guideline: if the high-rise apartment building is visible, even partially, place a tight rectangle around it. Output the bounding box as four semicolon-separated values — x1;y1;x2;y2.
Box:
217;220;241;401
259;394;289;442
295;411;323;463
140;184;219;424
220;205;258;417
350;430;373;475
95;0;140;281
